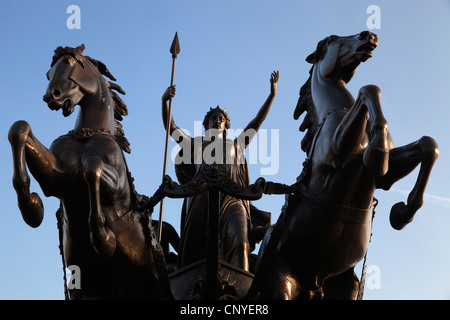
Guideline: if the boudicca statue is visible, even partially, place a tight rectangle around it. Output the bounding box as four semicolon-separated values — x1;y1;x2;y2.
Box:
161;71;278;272
8;31;439;300
246;31;439;300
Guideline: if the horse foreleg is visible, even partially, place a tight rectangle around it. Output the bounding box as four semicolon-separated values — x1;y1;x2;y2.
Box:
376;136;439;230
8;120;58;227
354;85;393;176
333;93;369;166
334;85;393;175
82;157;117;258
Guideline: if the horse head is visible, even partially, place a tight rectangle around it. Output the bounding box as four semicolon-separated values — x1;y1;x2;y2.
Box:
43;44;116;117
306;31;378;84
294;31;379;153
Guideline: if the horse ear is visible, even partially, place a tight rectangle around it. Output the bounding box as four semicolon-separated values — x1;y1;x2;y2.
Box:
76;44;85;53
306;37;329;64
306;52;316;64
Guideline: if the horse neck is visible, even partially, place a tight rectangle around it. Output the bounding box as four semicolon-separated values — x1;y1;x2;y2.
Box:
73;78;115;134
311;64;355;119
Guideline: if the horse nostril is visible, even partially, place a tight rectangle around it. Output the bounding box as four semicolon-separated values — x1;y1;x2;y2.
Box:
52;89;61;98
359;31;369;40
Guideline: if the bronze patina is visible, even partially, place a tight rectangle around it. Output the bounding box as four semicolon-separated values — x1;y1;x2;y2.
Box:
8;45;174;299
247;31;439;300
160;71;279;272
8;32;439;300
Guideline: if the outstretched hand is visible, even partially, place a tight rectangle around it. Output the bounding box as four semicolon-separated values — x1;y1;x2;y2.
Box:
270;70;279;95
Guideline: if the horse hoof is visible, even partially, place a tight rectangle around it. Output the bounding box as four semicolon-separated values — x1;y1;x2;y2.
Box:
19;192;44;228
90;227;117;258
389;202;414;230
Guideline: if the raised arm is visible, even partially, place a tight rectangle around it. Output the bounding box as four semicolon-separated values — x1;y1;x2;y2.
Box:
237;71;279;148
161;85;191;144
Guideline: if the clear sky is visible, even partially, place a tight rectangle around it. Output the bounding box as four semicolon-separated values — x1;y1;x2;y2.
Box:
0;0;449;300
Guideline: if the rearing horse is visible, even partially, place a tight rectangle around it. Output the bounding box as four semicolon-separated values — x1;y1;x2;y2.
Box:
252;31;439;299
8;45;172;299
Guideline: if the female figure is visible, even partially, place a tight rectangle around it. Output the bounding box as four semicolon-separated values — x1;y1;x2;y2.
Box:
161;71;279;271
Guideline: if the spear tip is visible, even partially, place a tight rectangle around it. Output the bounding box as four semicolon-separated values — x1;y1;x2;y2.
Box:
170;32;181;58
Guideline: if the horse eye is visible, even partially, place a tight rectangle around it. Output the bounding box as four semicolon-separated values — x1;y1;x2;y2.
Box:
327;37;337;45
64;56;75;65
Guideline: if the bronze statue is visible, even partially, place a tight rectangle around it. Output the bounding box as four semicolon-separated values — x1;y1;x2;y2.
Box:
161;71;279;272
248;31;439;299
8;32;440;301
8;45;174;299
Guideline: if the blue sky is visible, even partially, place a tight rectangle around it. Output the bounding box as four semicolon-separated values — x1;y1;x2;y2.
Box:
0;0;449;299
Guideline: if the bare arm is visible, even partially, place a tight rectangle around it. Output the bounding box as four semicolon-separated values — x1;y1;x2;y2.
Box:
161;85;191;144
237;71;279;148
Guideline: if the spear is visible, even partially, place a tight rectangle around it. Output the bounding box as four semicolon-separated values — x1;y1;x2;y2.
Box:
158;32;180;243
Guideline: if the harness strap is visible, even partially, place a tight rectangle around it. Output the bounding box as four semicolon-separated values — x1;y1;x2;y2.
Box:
293;183;374;224
56;203;69;300
357;198;377;300
67;127;110;139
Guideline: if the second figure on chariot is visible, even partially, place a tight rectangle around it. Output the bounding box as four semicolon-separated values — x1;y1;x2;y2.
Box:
161;71;279;272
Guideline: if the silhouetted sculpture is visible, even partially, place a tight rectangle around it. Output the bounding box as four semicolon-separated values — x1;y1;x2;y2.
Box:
248;31;439;300
161;71;279;272
8;45;174;299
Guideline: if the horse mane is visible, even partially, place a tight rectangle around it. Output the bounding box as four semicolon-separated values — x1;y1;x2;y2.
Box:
51;45;131;153
293;69;319;156
293;36;333;156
